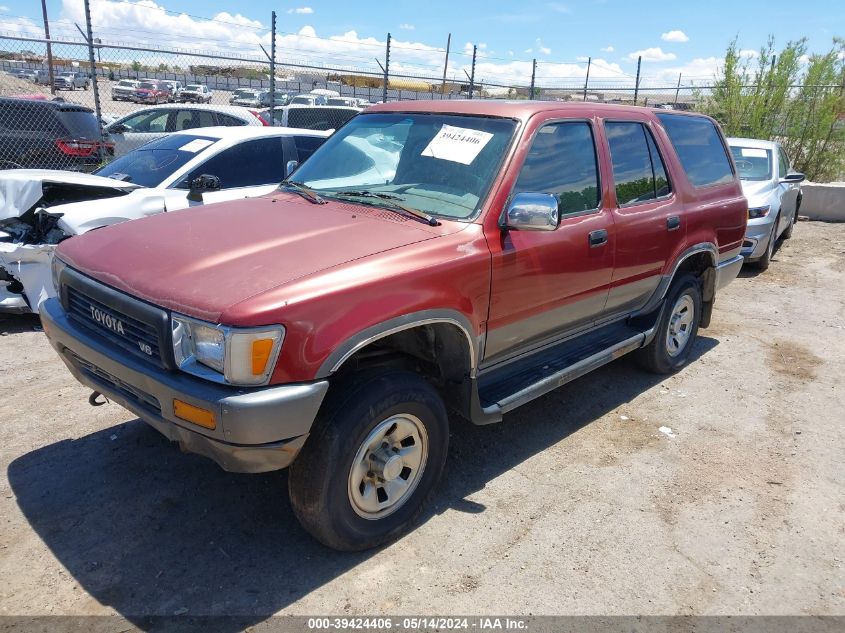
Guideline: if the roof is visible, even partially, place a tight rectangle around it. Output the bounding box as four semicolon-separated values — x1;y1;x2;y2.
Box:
167;126;331;140
0;96;93;113
112;102;264;120
366;99;668;121
726;137;779;150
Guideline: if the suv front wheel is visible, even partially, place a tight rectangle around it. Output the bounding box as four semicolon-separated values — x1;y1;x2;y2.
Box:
635;273;702;374
289;368;449;551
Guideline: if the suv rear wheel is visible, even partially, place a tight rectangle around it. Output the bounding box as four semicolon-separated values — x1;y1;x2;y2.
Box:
635;273;702;374
289;368;449;551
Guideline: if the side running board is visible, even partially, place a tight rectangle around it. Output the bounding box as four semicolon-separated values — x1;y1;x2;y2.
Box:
483;332;645;416
473;317;659;423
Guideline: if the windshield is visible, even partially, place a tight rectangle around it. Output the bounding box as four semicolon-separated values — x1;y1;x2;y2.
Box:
95;134;218;188
292;112;517;220
139;82;156;90
118;80;135;87
186;85;202;91
730;145;772;181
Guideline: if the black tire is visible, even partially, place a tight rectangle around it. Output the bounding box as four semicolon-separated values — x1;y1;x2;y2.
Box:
289;368;449;551
755;217;778;271
635;273;702;374
782;213;795;239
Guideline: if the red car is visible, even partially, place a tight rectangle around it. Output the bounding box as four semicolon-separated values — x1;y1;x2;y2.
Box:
42;100;746;550
132;81;171;104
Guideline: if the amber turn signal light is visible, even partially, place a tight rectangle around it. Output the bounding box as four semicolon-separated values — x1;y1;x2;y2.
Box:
173;399;216;429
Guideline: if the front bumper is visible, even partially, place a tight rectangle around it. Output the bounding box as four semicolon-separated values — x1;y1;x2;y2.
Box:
41;297;329;473
741;217;776;260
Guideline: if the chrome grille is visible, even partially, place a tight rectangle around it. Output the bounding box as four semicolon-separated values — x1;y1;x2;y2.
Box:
66;286;163;366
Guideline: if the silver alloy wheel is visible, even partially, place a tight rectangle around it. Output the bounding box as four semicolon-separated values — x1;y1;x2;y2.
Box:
348;414;428;520
665;294;695;357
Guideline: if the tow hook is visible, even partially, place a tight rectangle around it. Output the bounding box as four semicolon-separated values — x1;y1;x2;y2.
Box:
88;391;109;407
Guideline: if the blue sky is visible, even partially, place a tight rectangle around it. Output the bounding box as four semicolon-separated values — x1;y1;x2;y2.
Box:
1;0;843;87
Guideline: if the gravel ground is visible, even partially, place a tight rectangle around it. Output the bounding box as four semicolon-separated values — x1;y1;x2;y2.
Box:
0;221;843;625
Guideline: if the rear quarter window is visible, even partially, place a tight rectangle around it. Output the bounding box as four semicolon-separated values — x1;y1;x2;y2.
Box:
656;114;734;188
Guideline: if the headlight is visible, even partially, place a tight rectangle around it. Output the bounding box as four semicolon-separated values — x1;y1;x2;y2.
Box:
171;314;284;386
748;205;770;219
51;255;67;294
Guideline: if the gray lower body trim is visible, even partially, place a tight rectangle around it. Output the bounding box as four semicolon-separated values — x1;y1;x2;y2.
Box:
40;298;328;473
715;254;743;290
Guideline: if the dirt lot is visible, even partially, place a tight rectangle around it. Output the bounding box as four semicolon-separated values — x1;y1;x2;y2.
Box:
0;221;843;624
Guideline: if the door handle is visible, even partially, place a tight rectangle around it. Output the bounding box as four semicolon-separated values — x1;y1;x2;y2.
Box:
588;229;608;247
667;215;681;231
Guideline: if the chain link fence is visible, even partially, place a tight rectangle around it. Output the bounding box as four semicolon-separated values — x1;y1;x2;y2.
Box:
0;32;761;172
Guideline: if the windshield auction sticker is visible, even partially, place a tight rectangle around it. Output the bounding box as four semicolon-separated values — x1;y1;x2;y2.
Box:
421;124;494;165
178;139;215;153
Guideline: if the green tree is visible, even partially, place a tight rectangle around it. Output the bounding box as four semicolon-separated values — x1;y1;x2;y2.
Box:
704;36;845;181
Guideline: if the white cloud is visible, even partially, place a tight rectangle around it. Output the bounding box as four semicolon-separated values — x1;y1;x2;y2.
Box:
399;23;414;30
628;47;676;62
661;30;689;43
287;7;313;14
576;55;590;62
649;56;721;85
536;38;551;56
45;0;636;89
601;45;614;53
546;2;570;12
798;54;811;65
738;48;759;59
0;5;10;12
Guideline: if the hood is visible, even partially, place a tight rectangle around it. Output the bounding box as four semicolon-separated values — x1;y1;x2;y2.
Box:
739;179;776;206
56;192;461;323
0;169;139;221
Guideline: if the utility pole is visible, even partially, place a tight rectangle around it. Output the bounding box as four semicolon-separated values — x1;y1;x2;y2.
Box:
270;11;276;123
383;32;391;103
468;44;477;99
40;0;55;95
673;72;682;108
633;55;642;105
583;56;591;101
80;0;102;140
441;33;451;95
529;58;536;100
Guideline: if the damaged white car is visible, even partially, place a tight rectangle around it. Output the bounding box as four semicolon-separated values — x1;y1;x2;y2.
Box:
0;125;330;313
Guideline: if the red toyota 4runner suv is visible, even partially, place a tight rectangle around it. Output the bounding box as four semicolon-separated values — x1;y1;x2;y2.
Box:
42;101;746;550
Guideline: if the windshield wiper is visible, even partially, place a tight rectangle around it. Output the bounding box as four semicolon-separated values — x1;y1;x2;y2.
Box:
328;190;440;226
279;180;326;205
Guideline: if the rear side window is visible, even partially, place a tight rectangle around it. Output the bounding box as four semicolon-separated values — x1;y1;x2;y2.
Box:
57;109;100;139
514;121;600;216
657;114;734;187
606;121;672;206
216;113;247;127
182;137;287;188
294;135;326;162
0;103;60;133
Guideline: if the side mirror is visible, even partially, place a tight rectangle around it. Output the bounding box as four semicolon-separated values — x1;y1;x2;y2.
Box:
780;171;805;184
109;123;128;134
187;174;221;202
503;192;559;231
285;160;299;178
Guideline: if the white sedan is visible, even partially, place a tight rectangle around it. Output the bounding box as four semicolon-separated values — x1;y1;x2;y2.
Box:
0;125;330;313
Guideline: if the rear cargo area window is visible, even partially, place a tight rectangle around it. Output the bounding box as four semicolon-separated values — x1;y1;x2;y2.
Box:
657;114;734;187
